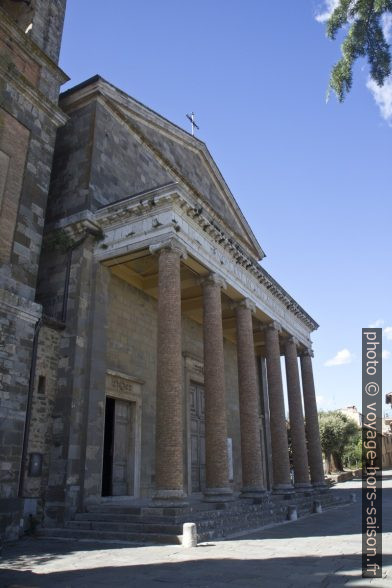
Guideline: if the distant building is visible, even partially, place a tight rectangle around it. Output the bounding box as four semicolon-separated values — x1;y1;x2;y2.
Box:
339;406;362;427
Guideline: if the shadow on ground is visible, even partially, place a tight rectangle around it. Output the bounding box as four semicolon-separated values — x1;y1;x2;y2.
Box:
1;553;390;588
1;477;390;587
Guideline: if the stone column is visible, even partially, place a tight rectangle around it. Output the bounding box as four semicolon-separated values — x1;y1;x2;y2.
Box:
300;349;326;487
264;322;293;493
202;273;233;502
259;356;273;491
151;239;187;505
235;299;265;497
284;337;311;489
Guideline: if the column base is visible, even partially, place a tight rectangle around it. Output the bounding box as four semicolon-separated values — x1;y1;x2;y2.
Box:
272;483;295;495
294;482;313;491
203;487;234;502
312;480;328;490
150;489;189;508
240;487;267;498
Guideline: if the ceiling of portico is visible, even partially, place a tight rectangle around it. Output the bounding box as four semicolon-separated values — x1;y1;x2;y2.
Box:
103;250;277;352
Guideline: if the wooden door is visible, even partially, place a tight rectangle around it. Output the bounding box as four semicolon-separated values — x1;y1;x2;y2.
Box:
112;399;132;496
190;382;206;492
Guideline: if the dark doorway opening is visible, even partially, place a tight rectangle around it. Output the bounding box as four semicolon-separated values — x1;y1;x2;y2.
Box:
102;396;115;496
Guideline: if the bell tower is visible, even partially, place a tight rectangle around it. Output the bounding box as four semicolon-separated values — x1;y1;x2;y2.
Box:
0;0;66;63
0;0;68;541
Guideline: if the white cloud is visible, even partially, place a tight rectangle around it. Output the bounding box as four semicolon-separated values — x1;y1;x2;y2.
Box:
324;348;354;367
384;327;392;340
369;319;384;328
367;76;392;126
382;350;391;360
316;394;331;407
382;13;392;43
315;0;340;23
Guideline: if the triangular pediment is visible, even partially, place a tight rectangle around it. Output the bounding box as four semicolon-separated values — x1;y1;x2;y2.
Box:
61;76;265;260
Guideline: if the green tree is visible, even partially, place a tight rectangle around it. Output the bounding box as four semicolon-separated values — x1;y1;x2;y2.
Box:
318;411;360;473
342;430;362;469
323;1;392;101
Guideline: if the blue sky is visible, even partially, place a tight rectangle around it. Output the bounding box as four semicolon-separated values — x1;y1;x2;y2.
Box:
60;1;392;414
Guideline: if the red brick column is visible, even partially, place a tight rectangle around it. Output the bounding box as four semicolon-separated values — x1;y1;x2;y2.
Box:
202;273;233;502
300;349;326;487
151;239;187;505
284;337;311;489
264;322;293;493
235;300;265;497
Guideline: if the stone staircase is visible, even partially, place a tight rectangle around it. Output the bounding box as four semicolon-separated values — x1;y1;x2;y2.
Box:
38;489;350;545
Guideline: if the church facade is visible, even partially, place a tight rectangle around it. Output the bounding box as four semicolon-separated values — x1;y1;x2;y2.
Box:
0;1;325;542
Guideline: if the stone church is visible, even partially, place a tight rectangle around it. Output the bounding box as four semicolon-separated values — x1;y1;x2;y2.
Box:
0;0;327;542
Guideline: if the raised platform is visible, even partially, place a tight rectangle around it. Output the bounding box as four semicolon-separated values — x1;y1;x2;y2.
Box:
37;488;351;545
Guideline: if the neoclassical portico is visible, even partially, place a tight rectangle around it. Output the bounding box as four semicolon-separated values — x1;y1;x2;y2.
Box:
143;237;325;503
93;209;325;504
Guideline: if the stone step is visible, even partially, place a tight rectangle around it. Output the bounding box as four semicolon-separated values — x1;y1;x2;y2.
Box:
41;491;352;547
86;505;142;515
38;528;182;545
76;511;278;532
74;512;171;524
65;520;183;534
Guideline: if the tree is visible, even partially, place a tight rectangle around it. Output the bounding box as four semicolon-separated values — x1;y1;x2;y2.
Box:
342;430;362;469
324;1;392;101
318;411;360;473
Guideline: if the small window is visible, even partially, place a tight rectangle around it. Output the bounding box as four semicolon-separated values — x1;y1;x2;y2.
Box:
37;375;46;395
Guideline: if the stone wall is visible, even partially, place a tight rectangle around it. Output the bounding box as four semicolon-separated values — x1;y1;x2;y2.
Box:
90;101;173;210
46;99;174;223
45;102;97;223
0;291;39;540
0;3;67;541
20;324;61;532
23;325;61;499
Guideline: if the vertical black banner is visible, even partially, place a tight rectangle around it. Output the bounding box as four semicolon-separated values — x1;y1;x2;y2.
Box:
362;328;382;578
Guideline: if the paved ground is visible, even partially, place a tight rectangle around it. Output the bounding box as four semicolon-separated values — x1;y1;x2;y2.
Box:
1;473;391;588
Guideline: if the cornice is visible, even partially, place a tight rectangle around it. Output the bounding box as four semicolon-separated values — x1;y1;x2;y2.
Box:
1;62;68;127
0;287;41;323
93;188;318;332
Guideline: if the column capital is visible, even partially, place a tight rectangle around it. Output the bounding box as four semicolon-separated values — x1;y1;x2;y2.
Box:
299;348;314;358
149;237;187;259
232;298;256;314
261;320;282;334
284;335;299;349
199;272;227;290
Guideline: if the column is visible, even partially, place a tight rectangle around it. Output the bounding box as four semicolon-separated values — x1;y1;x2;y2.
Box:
235;299;265;497
202;273;233;501
264;322;293;493
259;356;273;491
284;337;311;489
300;349;326;487
151;239;187;505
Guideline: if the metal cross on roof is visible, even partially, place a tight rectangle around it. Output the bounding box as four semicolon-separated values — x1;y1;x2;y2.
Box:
186;112;200;136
